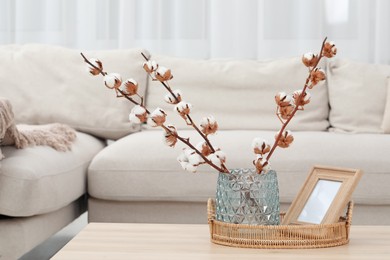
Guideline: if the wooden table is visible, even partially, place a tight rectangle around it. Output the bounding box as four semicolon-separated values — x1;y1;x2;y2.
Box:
52;223;390;260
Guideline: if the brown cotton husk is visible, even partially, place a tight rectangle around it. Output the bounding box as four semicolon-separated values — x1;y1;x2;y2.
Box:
275;93;291;107
124;80;138;95
276;131;294;148
136;113;148;123
322;42;337;58
309;68;326;87
201;119;218;135
152;115;166;126
302;54;319;67
156;68;173;82
143;60;158;73
254;142;271;155
253;157;268;173
279;105;295;120
293;91;310;108
88;59;103;75
164;125;178;147
200;142;212;156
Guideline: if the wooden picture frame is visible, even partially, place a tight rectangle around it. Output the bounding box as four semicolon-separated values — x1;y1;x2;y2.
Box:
282;165;362;225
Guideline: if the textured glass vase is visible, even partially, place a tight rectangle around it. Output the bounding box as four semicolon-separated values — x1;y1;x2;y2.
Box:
216;168;280;225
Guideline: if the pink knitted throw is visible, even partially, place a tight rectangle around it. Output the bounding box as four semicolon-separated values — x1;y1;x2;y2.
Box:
0;98;77;160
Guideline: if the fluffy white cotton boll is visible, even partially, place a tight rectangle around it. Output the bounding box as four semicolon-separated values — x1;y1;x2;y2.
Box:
195;141;205;151
147;107;167;127
175;101;192;117
303;52;315;60
252;138;267;149
252;138;271;155
129;105;147;124
200;115;216;126
156;66;173;82
143;60;158;73
208;153;222;167
177;153;188;164
129;112;141;124
185;149;203;165
104;73;122;89
177;150;200;173
132;105;147;116
150;107;165;117
214;150;226;163
183;163;198;173
157;66;169;76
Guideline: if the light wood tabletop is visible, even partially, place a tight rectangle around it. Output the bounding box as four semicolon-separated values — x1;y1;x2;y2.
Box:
52;223;390;260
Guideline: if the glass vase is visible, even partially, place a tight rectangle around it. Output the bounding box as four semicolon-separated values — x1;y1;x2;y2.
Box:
215;168;280;225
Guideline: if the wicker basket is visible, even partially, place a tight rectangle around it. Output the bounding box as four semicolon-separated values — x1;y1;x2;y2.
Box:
207;198;353;249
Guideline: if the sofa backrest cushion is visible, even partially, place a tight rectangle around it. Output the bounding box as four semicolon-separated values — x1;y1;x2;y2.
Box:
382;78;390;133
0;44;148;140
327;59;389;133
145;55;330;131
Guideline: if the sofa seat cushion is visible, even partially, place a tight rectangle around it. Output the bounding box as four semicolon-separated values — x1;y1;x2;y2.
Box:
0;132;105;217
88;130;390;205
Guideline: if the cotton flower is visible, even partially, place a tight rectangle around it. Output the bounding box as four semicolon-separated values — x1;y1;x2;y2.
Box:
200;116;218;135
309;68;326;88
175;101;192;119
275;130;294;148
207;154;221;168
87;58;103;76
143;60;158;73
147;107;167;127
177;149;203;173
253;155;271;174
164;89;182;104
302;52;319;68
104;73;122;89
156;66;173;82
275;92;292;107
164;125;178;147
278;104;295;120
252;138;271;155
207;150;226;168
214;150;227;164
322;41;337;58
196;141;212;157
292;90;311;109
120;78;138;96
128;105;147;124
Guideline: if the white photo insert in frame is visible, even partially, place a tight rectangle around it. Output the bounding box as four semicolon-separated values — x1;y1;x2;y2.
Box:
297;180;342;224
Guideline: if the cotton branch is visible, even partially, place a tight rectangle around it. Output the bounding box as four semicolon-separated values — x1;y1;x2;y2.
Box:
265;37;328;162
80;53;228;173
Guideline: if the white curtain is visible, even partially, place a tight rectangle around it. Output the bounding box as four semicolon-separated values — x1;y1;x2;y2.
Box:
1;0;389;63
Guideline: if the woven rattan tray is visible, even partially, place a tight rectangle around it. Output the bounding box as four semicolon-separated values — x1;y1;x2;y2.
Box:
207;198;353;249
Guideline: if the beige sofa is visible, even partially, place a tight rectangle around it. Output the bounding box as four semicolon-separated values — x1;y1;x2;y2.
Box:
1;44;390;258
0;45;148;259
